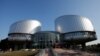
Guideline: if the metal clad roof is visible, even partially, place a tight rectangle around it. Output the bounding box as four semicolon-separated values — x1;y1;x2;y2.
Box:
55;15;95;33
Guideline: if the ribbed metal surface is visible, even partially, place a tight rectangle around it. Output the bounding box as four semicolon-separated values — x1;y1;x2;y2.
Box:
55;15;95;33
9;19;41;34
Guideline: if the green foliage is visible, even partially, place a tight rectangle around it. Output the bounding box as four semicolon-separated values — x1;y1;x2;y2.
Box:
0;50;39;56
86;43;100;52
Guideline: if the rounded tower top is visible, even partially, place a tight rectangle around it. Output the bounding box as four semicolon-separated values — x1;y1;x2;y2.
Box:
55;15;95;33
9;19;41;35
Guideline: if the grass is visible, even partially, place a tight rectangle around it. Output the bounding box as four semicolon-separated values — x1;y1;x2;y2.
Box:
0;50;39;56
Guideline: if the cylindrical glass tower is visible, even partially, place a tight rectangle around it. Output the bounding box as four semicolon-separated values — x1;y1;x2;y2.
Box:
55;15;97;47
32;31;60;48
7;19;41;50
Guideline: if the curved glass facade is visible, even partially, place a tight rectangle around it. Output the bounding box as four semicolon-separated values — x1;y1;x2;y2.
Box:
8;34;31;41
32;31;60;48
62;31;96;42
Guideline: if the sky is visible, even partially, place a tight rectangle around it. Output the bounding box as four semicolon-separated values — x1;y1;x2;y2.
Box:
0;0;100;45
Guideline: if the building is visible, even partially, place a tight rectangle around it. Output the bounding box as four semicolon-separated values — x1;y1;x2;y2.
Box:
7;19;41;50
0;15;97;50
55;15;97;49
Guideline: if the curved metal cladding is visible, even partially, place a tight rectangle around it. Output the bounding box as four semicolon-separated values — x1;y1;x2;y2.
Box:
9;19;41;34
55;15;95;33
8;19;41;41
55;15;97;42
